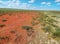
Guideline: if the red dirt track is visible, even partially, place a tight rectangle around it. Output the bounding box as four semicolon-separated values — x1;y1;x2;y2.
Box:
0;12;38;44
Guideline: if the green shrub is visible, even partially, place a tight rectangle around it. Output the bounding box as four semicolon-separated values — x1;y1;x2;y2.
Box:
53;28;60;37
22;26;32;31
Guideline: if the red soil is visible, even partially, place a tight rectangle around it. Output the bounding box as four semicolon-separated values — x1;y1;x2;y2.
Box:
0;12;38;44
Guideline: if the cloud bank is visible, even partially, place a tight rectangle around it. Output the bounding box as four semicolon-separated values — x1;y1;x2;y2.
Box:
55;0;60;2
0;0;60;10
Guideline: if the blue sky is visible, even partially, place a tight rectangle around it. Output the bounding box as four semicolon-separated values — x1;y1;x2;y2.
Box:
0;0;60;10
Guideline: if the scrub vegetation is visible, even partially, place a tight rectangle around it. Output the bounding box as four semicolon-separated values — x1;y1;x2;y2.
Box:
0;8;60;44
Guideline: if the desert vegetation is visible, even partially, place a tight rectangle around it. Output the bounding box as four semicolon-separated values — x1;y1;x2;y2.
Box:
0;9;60;44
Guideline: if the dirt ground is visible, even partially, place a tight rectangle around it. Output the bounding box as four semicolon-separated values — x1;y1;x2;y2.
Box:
0;11;60;44
0;12;39;44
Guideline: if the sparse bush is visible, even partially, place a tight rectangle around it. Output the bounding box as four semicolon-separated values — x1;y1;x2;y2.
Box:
2;19;7;22
53;28;60;37
43;26;52;32
0;24;5;28
22;26;32;31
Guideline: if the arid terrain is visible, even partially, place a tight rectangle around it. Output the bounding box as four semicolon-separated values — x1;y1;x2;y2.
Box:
0;9;60;44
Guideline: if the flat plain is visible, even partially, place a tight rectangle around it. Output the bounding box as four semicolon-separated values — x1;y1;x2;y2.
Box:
0;9;60;44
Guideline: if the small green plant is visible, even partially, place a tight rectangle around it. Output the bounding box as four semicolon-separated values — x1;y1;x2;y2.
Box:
53;28;60;37
0;37;9;41
43;26;52;32
22;26;32;31
0;24;5;28
2;19;7;22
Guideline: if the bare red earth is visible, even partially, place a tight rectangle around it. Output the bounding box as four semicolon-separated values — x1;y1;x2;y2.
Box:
0;12;38;44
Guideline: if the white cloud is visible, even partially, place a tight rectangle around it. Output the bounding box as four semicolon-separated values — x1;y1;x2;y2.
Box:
41;2;46;4
0;1;6;4
7;0;20;7
41;2;51;6
47;2;51;6
0;0;20;6
0;0;32;9
28;0;35;3
57;3;60;5
47;2;51;5
19;3;32;9
55;0;60;2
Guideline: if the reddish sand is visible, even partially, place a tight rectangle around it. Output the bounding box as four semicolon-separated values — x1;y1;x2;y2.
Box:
0;12;38;44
